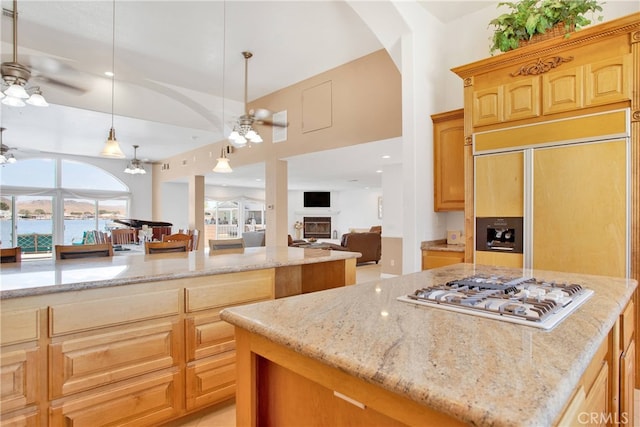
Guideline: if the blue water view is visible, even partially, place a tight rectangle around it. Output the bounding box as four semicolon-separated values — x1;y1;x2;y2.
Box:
0;218;112;247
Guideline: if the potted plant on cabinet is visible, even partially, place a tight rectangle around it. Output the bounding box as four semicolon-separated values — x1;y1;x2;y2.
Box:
489;0;604;54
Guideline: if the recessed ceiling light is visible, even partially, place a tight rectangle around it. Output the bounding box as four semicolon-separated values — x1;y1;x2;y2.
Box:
376;169;383;173
381;155;390;159
255;178;262;182
105;71;114;77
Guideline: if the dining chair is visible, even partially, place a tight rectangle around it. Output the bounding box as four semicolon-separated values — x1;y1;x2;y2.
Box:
0;246;22;263
176;229;200;251
111;228;136;245
162;233;193;251
209;238;245;251
55;243;114;260
145;240;189;254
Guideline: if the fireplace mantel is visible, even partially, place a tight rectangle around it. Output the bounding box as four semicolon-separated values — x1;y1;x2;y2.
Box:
294;210;341;216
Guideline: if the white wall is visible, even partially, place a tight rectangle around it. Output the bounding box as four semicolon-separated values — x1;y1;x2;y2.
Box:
160;182;189;232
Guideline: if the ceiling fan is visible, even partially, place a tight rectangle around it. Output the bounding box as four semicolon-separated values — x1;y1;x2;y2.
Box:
1;0;85;107
228;51;288;147
0;128;17;164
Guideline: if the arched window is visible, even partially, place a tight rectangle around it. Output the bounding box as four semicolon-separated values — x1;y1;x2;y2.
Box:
0;158;131;254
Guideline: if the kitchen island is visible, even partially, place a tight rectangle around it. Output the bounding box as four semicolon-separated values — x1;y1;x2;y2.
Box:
221;263;637;426
0;247;358;426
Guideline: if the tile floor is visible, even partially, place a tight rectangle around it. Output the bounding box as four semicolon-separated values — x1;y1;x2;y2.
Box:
165;264;640;427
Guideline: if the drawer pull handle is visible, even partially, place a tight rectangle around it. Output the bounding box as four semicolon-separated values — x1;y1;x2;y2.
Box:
333;391;365;409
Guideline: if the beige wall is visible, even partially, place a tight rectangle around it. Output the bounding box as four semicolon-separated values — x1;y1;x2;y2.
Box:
152;49;401;185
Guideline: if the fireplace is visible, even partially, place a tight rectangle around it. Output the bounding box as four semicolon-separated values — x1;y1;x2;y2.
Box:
303;217;331;239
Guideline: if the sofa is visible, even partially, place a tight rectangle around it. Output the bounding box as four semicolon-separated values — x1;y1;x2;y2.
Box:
325;229;381;265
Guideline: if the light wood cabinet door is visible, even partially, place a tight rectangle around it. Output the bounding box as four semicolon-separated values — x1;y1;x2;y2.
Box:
185;351;236;410
432;109;464;211
620;340;635;426
585;54;632;107
421;250;464;270
472;86;503;126
0;347;39;414
49;321;180;399
474;151;524;217
532;139;627;277
542;66;584;114
49;370;181;427
504;77;540;121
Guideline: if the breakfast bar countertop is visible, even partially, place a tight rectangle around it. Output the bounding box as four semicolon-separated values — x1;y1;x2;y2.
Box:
0;246;360;299
221;263;637;427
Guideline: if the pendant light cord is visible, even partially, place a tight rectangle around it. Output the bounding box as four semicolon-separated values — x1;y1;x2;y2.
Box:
222;1;226;135
111;0;116;129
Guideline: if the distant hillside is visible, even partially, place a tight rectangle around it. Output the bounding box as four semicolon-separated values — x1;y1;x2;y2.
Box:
0;197;126;216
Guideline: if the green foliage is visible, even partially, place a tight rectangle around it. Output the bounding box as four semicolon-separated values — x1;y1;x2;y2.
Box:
489;0;604;54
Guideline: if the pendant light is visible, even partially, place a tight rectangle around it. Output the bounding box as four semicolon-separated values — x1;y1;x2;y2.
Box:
213;146;232;173
100;0;125;159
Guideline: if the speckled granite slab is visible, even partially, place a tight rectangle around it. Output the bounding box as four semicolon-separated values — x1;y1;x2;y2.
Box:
221;263;637;427
0;246;359;299
421;239;465;252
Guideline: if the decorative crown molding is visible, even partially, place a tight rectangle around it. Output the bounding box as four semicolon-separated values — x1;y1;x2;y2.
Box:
511;56;574;77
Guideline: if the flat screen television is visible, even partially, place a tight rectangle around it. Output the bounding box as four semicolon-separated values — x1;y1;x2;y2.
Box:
303;191;331;208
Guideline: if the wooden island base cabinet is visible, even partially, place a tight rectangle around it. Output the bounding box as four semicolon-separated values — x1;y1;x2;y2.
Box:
0;253;357;426
232;298;635;426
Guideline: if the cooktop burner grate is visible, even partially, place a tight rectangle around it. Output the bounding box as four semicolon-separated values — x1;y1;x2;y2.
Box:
397;275;593;330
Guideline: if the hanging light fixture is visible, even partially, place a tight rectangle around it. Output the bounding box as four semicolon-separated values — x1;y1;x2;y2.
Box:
0;128;17;164
213;146;232;173
124;144;146;174
228;52;263;147
100;0;125;159
1;0;49;108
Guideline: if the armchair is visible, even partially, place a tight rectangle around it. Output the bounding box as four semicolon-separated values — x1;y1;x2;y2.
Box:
325;231;381;265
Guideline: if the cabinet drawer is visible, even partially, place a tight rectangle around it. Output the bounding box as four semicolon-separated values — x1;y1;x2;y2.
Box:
621;300;634;351
1;309;40;346
49;370;181;427
49;289;180;336
186;351;236;410
186;311;235;362
49;321;180;399
0;347;39;413
422;250;464;270
185;269;274;312
0;408;40;426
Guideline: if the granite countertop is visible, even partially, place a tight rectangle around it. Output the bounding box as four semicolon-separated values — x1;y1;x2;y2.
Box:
221;263;637;427
421;239;465;252
0;246;359;300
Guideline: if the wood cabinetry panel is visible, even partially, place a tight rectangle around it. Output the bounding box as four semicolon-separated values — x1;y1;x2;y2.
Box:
432;109;465;211
504;77;540;121
472;87;502;126
49;371;181;427
49;321;180;399
621;300;634;351
474;151;523;217
185;352;236;410
542;67;583;114
585;55;631;107
49;289;180;336
185;270;274;312
0;348;39;413
533;140;627;277
620;340;635;426
1;310;39;346
0;409;40;427
422;250;464;270
185;312;235;362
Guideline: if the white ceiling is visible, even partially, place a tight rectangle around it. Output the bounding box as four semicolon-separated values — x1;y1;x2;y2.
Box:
0;0;492;190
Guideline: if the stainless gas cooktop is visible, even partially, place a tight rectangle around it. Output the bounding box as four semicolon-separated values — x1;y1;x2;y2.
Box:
397;274;593;330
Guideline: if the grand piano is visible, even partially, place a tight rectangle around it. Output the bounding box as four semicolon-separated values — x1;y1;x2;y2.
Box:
114;219;173;241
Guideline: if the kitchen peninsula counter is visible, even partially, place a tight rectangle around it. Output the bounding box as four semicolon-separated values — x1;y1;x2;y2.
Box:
0;247;359;426
221;263;637;426
0;246;358;299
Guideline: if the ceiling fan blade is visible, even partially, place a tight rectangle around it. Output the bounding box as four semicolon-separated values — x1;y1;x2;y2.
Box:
31;74;87;94
255;119;288;128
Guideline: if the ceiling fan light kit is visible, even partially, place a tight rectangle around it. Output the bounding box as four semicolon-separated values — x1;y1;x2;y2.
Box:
124;144;146;175
1;1;49;108
0;128;17;164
